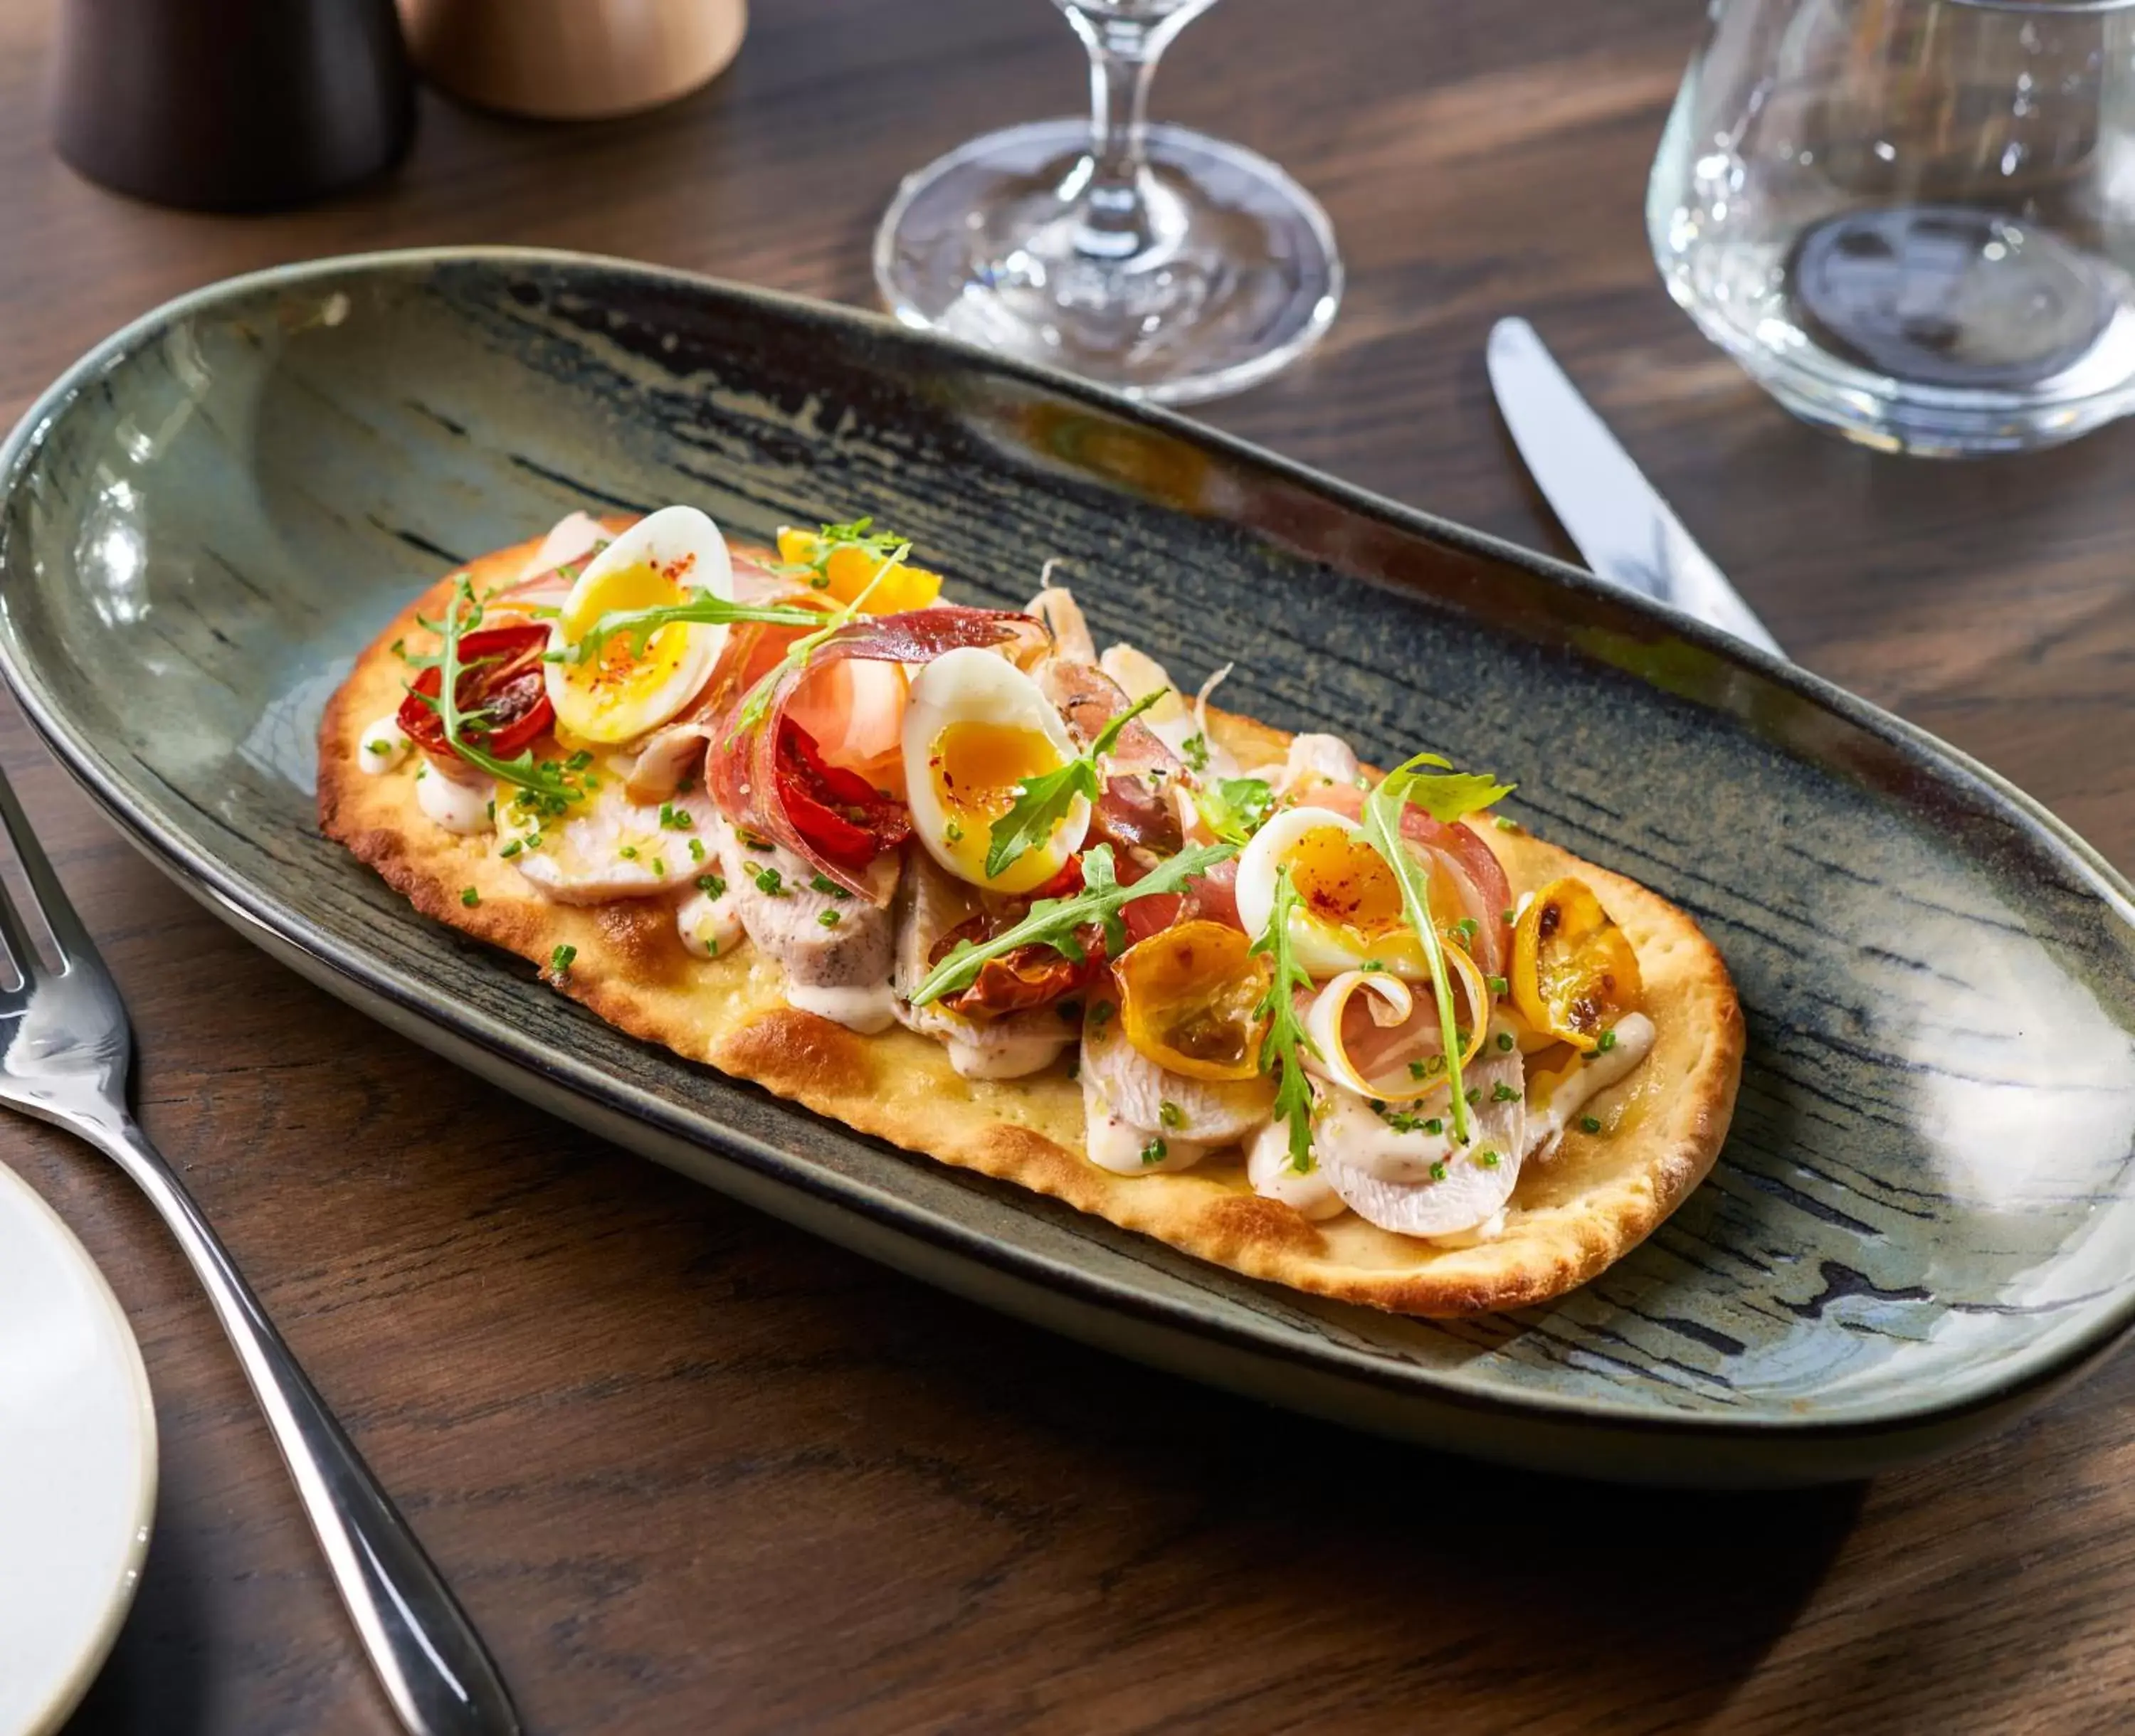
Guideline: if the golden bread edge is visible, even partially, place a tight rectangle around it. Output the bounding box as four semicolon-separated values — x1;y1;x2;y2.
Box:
317;530;1744;1317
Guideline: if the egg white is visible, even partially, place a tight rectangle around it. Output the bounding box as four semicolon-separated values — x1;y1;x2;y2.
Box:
901;647;1088;894
544;505;733;743
1233;807;1426;980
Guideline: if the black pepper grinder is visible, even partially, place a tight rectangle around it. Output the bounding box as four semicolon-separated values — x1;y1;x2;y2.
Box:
53;0;416;211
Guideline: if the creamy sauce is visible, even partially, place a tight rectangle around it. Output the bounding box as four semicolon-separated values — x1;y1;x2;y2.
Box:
413;763;495;835
1527;1012;1657;1149
356;715;410;776
787;980;897;1035
1085;1110;1206;1175
1245;1119;1342;1218
944;1027;1072;1081
677;886;747;960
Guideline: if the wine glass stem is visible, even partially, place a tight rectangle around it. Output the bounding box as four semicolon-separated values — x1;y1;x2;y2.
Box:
1059;4;1206;262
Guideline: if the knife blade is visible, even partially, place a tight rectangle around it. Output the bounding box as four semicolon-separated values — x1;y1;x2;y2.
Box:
1485;317;1783;659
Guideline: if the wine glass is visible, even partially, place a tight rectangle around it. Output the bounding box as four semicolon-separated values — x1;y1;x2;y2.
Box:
1649;0;2135;455
873;0;1342;406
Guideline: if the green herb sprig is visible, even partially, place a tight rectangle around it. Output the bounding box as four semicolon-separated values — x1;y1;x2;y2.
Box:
409;577;588;811
1250;865;1323;1174
567;593;819;667
1193;776;1275;847
773;517;910;590
1358;749;1513;1143
984;688;1168;879
910;841;1235;1007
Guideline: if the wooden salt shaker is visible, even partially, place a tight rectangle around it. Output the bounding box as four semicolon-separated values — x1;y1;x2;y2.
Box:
399;0;749;121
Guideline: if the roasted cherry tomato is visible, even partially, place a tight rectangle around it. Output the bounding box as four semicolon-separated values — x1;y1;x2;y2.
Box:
1114;919;1272;1082
776;527;944;613
399;623;553;767
929;864;1102;1021
774;720;912;869
1511;877;1643;1052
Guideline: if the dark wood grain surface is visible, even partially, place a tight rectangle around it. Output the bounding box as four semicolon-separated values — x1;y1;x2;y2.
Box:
8;1;2134;1731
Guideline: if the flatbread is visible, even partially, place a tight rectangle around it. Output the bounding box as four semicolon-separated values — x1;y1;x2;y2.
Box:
320;530;1744;1317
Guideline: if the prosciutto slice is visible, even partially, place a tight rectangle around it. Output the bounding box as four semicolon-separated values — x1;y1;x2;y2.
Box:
707;606;1050;901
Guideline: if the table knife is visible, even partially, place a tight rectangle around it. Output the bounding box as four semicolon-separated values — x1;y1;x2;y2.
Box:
1485;317;1784;658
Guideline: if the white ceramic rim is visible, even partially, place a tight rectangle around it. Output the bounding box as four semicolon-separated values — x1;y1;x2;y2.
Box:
0;1159;157;1736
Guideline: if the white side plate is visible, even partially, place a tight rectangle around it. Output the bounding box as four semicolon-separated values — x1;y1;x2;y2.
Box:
0;1160;157;1736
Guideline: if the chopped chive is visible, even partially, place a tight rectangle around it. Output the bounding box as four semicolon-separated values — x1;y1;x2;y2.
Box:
1597;1027;1619;1052
689;837;706;863
1487;974;1508;995
549;943;576;976
1423;1118;1443;1136
696;872;727;898
1428;1160;1448;1182
754;867;786;896
618;845;638;859
500;840;522;858
1139;1136;1168;1165
817;909;840;927
1159;1101;1184;1129
1477;1148;1501;1168
1492;815;1519;832
652;857;666;877
1579;1115;1603;1134
364;738;391;756
1496;1031;1514;1052
1492;1081;1520;1102
460;886;480;907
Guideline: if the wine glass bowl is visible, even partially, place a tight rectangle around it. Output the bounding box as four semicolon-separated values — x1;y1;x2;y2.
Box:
874;0;1341;405
1649;0;2135;456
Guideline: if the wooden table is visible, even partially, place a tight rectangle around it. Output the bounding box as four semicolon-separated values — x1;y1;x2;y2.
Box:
11;0;2134;1730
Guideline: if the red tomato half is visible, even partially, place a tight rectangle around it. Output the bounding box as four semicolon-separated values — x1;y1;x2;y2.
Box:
774;720;912;869
399;624;554;767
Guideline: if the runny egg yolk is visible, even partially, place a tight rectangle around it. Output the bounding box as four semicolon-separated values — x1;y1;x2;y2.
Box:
1287;825;1431;970
928;720;1067;887
551;560;695;741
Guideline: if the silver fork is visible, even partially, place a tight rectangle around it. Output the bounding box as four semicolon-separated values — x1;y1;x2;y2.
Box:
0;766;518;1736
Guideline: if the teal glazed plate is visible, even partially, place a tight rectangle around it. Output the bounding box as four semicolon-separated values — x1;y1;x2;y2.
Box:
4;250;2134;1488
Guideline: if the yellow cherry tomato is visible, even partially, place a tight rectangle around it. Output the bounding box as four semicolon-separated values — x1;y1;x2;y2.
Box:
1512;878;1643;1052
777;527;943;613
1114;920;1272;1083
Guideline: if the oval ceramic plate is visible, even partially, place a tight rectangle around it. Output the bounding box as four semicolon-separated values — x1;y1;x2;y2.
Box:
2;250;2134;1488
0;1160;156;1735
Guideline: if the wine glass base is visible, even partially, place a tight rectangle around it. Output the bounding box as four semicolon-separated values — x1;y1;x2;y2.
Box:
874;119;1342;406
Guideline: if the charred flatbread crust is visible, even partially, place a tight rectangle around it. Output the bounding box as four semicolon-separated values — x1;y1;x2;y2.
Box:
321;529;1744;1317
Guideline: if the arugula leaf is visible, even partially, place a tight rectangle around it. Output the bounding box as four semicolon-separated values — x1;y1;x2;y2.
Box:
1359;749;1509;1143
568;594;820;666
1194;776;1275;846
1250;865;1323;1173
775;517;908;590
910;841;1235;1007
727;541;912;742
1375;751;1517;824
984;687;1168;879
408;578;587;811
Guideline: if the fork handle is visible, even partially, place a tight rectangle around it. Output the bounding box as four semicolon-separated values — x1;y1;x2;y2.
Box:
94;1112;520;1736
